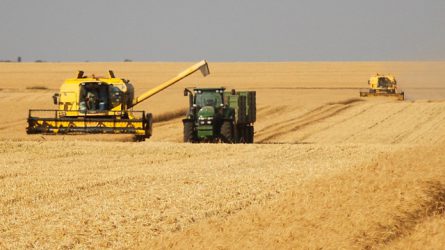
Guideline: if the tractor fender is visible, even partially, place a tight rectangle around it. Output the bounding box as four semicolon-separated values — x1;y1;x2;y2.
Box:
182;118;194;123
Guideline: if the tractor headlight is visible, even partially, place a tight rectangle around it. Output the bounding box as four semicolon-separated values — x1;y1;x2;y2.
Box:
198;117;213;125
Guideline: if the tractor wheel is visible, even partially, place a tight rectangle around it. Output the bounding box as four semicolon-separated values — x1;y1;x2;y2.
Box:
221;121;234;143
183;120;196;143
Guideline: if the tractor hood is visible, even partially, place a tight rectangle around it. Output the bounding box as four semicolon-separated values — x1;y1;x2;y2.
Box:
197;106;215;118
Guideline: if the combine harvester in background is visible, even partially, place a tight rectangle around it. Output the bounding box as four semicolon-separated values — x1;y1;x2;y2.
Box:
27;60;210;141
183;88;256;143
360;74;404;100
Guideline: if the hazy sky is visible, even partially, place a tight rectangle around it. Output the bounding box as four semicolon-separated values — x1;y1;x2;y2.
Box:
1;0;444;62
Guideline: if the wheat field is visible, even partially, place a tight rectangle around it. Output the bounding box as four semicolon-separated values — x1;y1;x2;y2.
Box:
0;62;444;249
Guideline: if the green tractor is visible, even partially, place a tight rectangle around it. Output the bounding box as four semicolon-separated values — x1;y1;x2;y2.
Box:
182;88;256;143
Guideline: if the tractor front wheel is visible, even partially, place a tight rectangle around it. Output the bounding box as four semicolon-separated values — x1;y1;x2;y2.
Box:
183;120;196;143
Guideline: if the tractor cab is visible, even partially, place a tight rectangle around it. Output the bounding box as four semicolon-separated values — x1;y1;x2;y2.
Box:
184;88;230;127
192;88;225;108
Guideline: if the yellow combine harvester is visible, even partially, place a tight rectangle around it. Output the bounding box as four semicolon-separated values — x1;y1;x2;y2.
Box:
27;60;210;141
359;74;404;100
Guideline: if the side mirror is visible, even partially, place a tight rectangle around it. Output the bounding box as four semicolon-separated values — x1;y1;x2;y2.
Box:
52;93;60;105
184;89;188;96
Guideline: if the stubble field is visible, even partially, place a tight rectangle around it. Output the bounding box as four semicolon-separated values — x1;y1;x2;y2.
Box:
0;62;444;249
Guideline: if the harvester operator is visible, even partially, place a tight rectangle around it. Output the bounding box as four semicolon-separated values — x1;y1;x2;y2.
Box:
85;91;98;110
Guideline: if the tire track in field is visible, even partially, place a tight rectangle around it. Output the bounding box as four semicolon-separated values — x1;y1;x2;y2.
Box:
405;104;445;144
257;99;362;143
259;105;346;138
366;104;411;130
298;103;375;143
390;104;434;144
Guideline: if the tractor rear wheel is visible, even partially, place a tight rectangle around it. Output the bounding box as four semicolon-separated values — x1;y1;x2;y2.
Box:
221;121;234;143
183;120;196;143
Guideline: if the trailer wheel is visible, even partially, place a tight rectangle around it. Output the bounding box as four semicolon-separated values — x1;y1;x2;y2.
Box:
221;121;234;143
235;125;246;143
183;120;196;143
247;126;254;144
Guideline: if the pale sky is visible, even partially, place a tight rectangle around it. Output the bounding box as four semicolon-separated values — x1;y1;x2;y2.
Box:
1;0;444;62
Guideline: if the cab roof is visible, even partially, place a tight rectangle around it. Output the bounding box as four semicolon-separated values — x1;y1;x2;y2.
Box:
63;70;126;85
63;77;125;85
193;87;225;91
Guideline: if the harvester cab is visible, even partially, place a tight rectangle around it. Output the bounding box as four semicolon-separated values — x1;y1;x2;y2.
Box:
360;74;404;100
27;60;210;141
183;87;256;143
51;70;135;116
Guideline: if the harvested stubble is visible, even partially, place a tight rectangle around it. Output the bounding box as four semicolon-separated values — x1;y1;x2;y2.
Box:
0;141;407;248
148;141;445;249
0;62;445;248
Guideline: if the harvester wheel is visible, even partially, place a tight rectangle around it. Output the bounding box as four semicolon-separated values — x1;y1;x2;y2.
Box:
183;120;196;143
134;135;146;142
221;121;234;143
145;113;153;138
